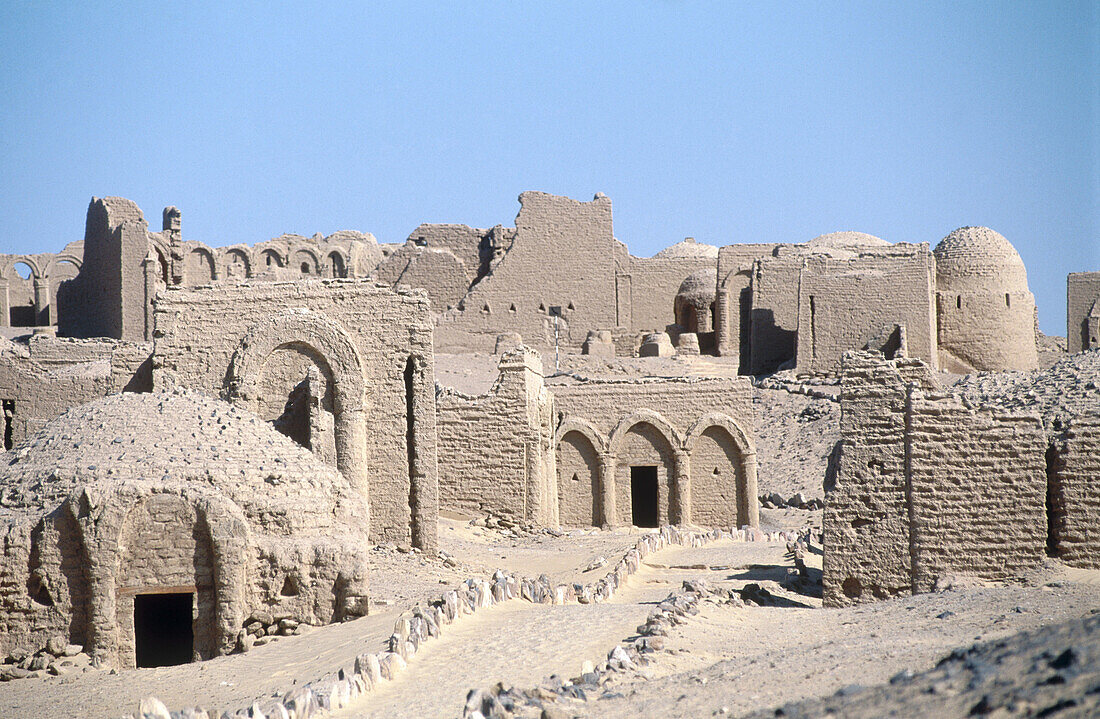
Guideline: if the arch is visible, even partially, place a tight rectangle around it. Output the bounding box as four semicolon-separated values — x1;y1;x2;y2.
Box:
607;409;682;455
684;413;758;529
292;247;321;275
556;429;602;527
83;487;249;669
183;246;216;285
43;254;83;278
683;412;755;456
327;249;348;278
227;310;371;532
260;248;285;269
3;256;41;280
220;245;253;280
553;417;608;454
229;309;365;417
608;412;682;527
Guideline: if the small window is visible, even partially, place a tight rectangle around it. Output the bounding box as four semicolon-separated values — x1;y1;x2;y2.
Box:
1005;293;1010;308
2;399;13;451
481;303;491;315
414;236;427;247
567;301;576;311
956;295;962;309
509;303;517;313
301;263;311;274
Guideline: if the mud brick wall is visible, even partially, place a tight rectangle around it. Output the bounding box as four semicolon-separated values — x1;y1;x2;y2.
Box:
1067;272;1100;353
151;279;438;550
1055;415;1100;568
907;396;1047;592
937;289;1038;371
823;351;936;607
795;248;936;375
436;348;556;525
626;255;717;335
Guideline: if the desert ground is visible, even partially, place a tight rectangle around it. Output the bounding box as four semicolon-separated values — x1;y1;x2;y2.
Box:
2;372;1096;719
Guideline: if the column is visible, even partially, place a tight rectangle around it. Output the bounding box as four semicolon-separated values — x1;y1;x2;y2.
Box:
32;278;49;326
714;287;730;356
0;279;9;327
598;455;618;529
142;254;157;341
672;449;691;526
741;451;759;529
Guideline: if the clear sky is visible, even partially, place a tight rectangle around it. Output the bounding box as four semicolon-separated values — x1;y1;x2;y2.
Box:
1;1;1096;333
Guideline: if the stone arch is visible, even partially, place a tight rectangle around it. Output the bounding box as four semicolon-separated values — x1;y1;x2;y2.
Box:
221;246;253;280
556;429;602;527
608;412;683;526
554;417;608;454
260;248;285;269
184;246;217;285
292;247;321;275
228;310;370;522
3;256;42;280
327;249;348;278
684;414;757;528
43;254;82;278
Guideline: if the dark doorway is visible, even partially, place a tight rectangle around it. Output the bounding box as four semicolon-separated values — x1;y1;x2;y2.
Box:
134;592;194;668
631;466;660;528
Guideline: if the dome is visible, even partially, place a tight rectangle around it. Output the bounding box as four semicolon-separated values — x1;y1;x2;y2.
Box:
805;231;889;258
934;226;1029;294
0;389;363;529
655;237;720;259
675;268;718;306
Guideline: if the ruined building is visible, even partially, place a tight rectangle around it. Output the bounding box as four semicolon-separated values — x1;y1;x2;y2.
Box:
1068;271;1100;353
823;351;1100;608
436;347;758;530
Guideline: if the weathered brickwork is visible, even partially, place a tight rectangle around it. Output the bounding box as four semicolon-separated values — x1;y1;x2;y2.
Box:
436;348;556;525
0;391;372;668
1067;272;1100;353
1054;415;1100;568
151;279;439;551
551;376;757;529
823;351;936;607
825;350;1095;608
907;396;1047;592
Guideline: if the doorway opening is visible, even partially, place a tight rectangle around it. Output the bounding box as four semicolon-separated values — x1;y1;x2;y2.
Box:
630;466;660;528
2;399;13;450
134;592;194;668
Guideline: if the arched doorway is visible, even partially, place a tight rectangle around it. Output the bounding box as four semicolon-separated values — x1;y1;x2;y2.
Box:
613;421;677;527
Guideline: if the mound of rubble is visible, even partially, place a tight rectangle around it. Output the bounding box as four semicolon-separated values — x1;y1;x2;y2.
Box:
949;349;1100;432
743;611;1100;719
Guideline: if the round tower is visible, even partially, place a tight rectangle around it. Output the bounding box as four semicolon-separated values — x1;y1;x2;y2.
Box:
933;226;1037;372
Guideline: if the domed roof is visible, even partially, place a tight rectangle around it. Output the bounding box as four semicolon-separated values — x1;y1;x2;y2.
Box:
805;231;889;258
0;389;362;529
676;268;718;305
655;237;720;259
934;226;1028;293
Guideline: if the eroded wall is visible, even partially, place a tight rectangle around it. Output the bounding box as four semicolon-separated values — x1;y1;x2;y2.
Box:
1067;272;1100;353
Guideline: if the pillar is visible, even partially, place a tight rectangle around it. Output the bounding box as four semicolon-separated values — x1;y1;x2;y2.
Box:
598;455;618;529
142;254;157;341
335;407;370;536
672;449;691;525
714;287;730;356
741;451;759;529
0;279;9;327
32;278;49;326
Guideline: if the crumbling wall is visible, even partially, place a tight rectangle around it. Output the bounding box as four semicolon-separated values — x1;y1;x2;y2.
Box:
436;347;556;525
626;255;717;337
0;241;83;328
823;351;935;607
57;197;150;342
1067;272;1100;353
434;192;622;353
749;251;802;373
795;248;936;375
151;280;439;550
907;395;1047;592
1055;415;1100;568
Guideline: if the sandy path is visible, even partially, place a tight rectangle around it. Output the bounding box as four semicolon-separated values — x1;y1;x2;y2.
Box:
0;521;643;719
329;543;705;719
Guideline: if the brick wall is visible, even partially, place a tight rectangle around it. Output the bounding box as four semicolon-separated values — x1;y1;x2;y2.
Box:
1067;272;1100;353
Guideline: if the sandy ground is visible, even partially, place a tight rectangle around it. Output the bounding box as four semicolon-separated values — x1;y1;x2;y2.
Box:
0;519;642;719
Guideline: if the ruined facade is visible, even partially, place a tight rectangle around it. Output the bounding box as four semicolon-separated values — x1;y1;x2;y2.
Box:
823;351;1100;608
1067;271;1100;353
151;279;439;550
0;391;371;669
436;347;758;531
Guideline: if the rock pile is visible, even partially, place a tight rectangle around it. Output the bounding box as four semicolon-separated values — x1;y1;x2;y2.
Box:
949;349;1100;432
760;492;824;510
0;638;90;681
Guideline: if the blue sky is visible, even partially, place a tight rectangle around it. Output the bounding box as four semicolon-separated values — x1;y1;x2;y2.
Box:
1;1;1096;333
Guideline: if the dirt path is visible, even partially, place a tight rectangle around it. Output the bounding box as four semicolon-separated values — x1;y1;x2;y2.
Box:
332;538;783;718
0;521;642;719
